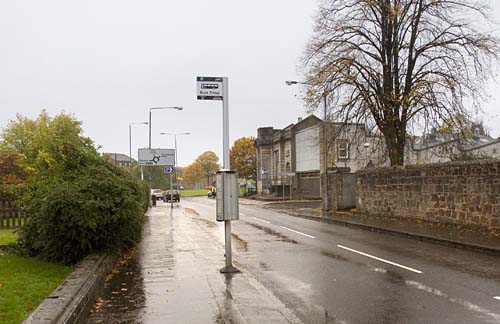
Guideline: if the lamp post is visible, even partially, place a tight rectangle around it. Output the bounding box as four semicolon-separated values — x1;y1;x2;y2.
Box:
286;80;330;212
160;132;191;190
149;107;183;149
147;106;183;207
129;122;148;172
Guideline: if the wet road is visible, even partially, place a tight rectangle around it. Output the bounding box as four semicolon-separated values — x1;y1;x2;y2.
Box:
88;197;500;324
185;197;500;324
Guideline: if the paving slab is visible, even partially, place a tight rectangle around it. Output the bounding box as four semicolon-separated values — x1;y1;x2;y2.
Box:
87;203;302;324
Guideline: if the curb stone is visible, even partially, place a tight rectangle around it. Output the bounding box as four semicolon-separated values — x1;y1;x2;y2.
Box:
280;210;500;256
22;253;117;324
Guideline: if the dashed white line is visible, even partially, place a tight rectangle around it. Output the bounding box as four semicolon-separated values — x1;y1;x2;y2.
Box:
494;296;500;301
280;226;315;239
252;217;270;224
337;245;423;274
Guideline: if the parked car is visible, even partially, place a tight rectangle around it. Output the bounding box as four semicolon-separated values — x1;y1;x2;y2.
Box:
151;189;165;200
164;190;180;202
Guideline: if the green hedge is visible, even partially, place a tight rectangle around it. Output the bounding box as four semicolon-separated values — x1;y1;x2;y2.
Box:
18;160;148;264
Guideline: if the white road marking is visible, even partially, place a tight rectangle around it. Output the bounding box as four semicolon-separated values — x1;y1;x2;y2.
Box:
494;296;500;301
240;213;247;216
252;217;270;224
337;245;423;274
280;226;315;239
406;281;500;322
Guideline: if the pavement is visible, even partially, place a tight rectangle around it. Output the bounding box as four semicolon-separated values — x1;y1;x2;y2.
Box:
86;201;303;324
243;198;500;254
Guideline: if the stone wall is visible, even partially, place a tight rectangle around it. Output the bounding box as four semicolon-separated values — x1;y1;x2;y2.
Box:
357;159;500;229
322;172;357;211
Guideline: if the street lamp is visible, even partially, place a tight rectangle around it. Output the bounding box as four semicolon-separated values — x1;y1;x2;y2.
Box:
129;122;148;171
286;80;330;212
159;132;191;188
149;106;183;148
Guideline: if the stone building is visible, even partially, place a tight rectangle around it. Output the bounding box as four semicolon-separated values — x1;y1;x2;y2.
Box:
102;153;135;168
255;115;387;200
406;123;500;164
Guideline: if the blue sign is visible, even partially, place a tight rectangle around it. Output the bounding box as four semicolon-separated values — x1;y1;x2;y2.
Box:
163;166;174;174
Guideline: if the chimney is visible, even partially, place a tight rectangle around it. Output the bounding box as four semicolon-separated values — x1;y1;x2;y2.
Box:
298;117;303;123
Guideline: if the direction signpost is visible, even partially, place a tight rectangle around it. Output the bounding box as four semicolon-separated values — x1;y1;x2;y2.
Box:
197;76;239;273
138;148;175;166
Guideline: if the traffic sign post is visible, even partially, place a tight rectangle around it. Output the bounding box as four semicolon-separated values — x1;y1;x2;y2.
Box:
197;76;239;274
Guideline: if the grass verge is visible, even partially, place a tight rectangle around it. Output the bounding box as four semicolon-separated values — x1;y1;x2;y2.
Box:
0;229;18;246
181;189;208;197
0;229;72;324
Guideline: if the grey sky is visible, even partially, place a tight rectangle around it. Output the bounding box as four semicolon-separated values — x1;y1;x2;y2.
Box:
1;1;499;167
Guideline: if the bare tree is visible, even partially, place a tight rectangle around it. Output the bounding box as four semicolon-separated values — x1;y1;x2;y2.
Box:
303;0;499;166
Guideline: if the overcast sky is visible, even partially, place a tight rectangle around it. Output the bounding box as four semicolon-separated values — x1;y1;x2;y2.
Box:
1;1;499;167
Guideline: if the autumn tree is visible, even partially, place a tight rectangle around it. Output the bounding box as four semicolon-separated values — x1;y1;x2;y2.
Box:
183;162;204;188
0;110;99;175
196;151;220;185
303;0;499;166
230;137;256;180
183;151;220;187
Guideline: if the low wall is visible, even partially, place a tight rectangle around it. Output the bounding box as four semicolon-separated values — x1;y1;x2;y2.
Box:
295;173;320;198
357;159;500;229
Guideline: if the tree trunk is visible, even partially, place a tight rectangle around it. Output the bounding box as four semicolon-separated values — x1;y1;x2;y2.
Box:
383;126;406;166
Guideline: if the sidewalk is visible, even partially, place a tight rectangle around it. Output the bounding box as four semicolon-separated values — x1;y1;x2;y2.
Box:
270;205;500;254
87;203;303;324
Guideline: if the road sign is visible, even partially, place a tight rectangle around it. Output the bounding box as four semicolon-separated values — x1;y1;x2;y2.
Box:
197;76;224;100
163;166;174;174
138;148;175;166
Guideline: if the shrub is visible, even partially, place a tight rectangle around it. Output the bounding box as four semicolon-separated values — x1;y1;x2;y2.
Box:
18;160;148;264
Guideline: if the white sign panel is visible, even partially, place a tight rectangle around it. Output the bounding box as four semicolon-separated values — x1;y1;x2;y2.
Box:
197;76;224;100
138;148;175;166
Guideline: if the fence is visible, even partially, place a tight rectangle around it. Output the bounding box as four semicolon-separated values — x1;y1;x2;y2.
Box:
0;200;27;228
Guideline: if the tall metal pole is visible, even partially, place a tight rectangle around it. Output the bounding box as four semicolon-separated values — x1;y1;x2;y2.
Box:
174;135;178;189
323;91;329;212
149;110;152;149
221;76;238;273
129;124;132;171
222;77;230;170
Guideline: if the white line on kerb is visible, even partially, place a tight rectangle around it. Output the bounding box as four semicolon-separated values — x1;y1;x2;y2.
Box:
337;245;423;274
494;296;500;301
252;217;270;224
280;226;315;239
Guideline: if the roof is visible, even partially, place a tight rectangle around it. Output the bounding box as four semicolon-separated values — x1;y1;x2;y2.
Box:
102;153;135;163
411;133;500;152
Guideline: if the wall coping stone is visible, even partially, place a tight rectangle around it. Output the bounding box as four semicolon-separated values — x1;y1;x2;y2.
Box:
357;158;500;175
22;253;117;324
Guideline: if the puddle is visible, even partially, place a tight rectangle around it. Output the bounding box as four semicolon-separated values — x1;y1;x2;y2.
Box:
231;233;249;252
259;261;271;271
246;223;298;244
194;217;218;228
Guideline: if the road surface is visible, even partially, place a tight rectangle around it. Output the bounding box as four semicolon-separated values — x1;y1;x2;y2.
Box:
186;197;500;324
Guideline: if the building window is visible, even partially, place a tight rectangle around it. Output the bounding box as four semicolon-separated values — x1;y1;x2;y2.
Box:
337;141;349;160
273;150;279;177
